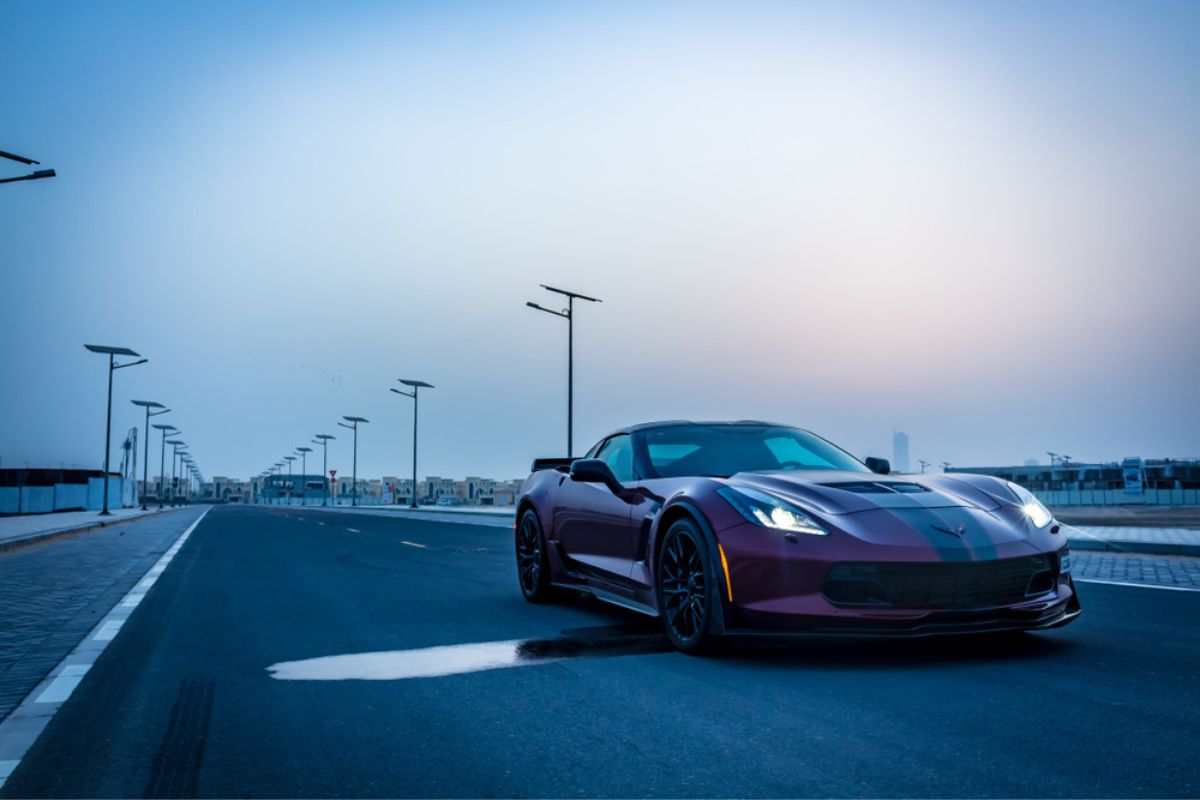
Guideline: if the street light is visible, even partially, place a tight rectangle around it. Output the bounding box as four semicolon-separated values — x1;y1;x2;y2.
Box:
153;424;177;507
297;447;312;506
313;434;335;506
283;455;296;506
166;440;185;505
84;344;148;515
131;401;168;509
526;284;601;456
0;150;56;185
391;380;433;509
918;459;930;474
338;416;369;506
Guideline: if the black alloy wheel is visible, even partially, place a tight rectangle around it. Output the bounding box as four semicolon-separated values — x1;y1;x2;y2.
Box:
658;519;718;652
516;508;554;602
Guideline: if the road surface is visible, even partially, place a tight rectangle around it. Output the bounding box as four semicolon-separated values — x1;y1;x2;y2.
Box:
3;505;1197;797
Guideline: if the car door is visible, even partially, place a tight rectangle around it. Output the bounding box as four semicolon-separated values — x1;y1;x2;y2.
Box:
552;434;638;583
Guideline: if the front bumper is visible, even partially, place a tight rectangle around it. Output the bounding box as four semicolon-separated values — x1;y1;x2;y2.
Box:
714;518;1081;638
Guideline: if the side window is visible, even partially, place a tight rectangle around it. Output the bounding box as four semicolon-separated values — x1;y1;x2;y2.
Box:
594;434;634;483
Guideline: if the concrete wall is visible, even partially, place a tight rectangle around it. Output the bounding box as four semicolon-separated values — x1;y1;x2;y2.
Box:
0;478;129;514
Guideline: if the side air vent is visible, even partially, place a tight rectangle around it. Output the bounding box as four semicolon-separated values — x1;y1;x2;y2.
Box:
822;481;931;495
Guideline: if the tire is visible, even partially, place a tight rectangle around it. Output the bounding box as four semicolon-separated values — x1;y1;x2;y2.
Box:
656;517;720;653
515;508;556;603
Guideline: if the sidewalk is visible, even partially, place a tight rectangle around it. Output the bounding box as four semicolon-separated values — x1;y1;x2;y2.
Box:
0;507;186;551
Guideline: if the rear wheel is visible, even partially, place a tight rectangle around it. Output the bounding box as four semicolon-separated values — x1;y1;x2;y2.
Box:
657;518;720;653
516;509;555;603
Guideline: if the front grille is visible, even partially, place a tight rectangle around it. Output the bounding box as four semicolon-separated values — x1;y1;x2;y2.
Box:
823;555;1056;610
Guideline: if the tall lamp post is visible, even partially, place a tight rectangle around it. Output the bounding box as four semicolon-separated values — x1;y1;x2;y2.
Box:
153;424;177;507
391;380;433;509
313;434;335;506
167;440;185;505
272;462;284;504
283;456;296;506
0;150;56;185
338;417;368;506
131;401;168;510
525;285;601;457
297;447;312;506
84;345;147;515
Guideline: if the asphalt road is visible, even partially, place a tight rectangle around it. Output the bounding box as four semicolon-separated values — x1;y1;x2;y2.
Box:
3;505;1198;798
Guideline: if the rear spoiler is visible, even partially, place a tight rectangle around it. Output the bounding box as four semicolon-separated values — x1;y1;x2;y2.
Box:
531;457;575;473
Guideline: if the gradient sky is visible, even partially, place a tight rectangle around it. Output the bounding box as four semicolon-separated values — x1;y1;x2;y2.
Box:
3;0;1198;482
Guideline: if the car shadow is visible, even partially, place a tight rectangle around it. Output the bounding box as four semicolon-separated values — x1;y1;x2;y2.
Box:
536;596;1076;669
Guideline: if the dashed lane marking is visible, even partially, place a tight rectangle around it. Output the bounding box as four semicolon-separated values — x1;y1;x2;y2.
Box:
400;541;427;549
346;528;361;533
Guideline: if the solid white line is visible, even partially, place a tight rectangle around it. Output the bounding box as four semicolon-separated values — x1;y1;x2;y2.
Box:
400;540;427;549
1075;577;1200;593
0;507;211;789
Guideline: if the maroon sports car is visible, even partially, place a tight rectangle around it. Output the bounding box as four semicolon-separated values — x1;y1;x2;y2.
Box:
515;421;1079;652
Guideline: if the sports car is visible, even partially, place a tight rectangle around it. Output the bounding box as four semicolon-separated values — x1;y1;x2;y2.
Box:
515;421;1079;652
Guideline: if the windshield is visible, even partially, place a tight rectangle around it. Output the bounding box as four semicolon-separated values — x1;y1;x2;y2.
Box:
641;425;870;478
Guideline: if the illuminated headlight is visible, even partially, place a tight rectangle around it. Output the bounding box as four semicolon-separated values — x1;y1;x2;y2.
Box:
1007;481;1053;528
716;486;828;536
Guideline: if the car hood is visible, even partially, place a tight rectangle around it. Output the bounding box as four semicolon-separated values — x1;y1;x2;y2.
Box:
728;470;1005;516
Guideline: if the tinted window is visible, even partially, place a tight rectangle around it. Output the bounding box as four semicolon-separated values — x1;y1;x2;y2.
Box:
643;425;868;478
594;434;635;483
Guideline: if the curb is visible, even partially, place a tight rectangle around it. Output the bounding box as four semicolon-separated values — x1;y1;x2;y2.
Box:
1066;537;1200;558
0;507;191;554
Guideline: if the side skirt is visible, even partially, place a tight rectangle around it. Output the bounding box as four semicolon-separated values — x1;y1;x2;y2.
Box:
553;581;659;618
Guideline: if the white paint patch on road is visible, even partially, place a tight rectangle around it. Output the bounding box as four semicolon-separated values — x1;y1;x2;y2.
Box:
268;640;550;681
346;528;361;533
1075;577;1200;593
0;507;212;791
317;521;325;526
400;540;427;549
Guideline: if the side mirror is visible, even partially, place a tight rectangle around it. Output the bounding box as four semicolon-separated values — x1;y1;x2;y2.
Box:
570;458;623;494
864;457;891;475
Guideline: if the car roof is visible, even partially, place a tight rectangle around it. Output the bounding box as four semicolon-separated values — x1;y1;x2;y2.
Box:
601;420;794;437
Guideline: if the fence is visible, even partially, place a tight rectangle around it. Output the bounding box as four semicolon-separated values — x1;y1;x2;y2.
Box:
0;477;130;514
1035;488;1200;507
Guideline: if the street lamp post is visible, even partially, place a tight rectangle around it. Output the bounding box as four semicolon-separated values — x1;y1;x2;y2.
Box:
313;435;335;506
85;345;147;515
166;441;185;505
153;425;177;507
391;380;433;509
284;456;296;506
338;417;368;506
526;285;601;456
131;401;168;510
297;447;312;506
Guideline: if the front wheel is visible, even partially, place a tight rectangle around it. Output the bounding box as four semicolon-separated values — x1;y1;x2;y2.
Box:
657;518;720;653
516;509;555;603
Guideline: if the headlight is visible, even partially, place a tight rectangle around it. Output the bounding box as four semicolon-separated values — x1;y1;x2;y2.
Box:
716;486;828;536
1007;481;1053;528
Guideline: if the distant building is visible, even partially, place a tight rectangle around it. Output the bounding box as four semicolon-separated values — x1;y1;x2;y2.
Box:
1024;458;1039;467
892;431;910;473
949;458;1200;492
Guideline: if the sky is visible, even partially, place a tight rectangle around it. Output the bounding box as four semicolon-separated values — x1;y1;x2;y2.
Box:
2;0;1198;482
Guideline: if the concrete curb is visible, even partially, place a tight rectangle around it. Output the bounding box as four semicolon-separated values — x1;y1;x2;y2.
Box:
0;507;192;554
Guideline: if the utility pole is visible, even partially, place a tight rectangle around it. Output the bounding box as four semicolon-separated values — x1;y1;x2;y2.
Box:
526;285;601;456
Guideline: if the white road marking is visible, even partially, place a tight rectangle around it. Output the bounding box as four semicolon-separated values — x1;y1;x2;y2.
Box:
93;620;123;641
34;665;90;704
0;507;212;790
317;521;325;526
1075;578;1200;593
346;528;360;533
400;540;427;549
268;640;546;681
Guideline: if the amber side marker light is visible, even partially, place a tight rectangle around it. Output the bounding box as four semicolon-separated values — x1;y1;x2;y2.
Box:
717;543;734;603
